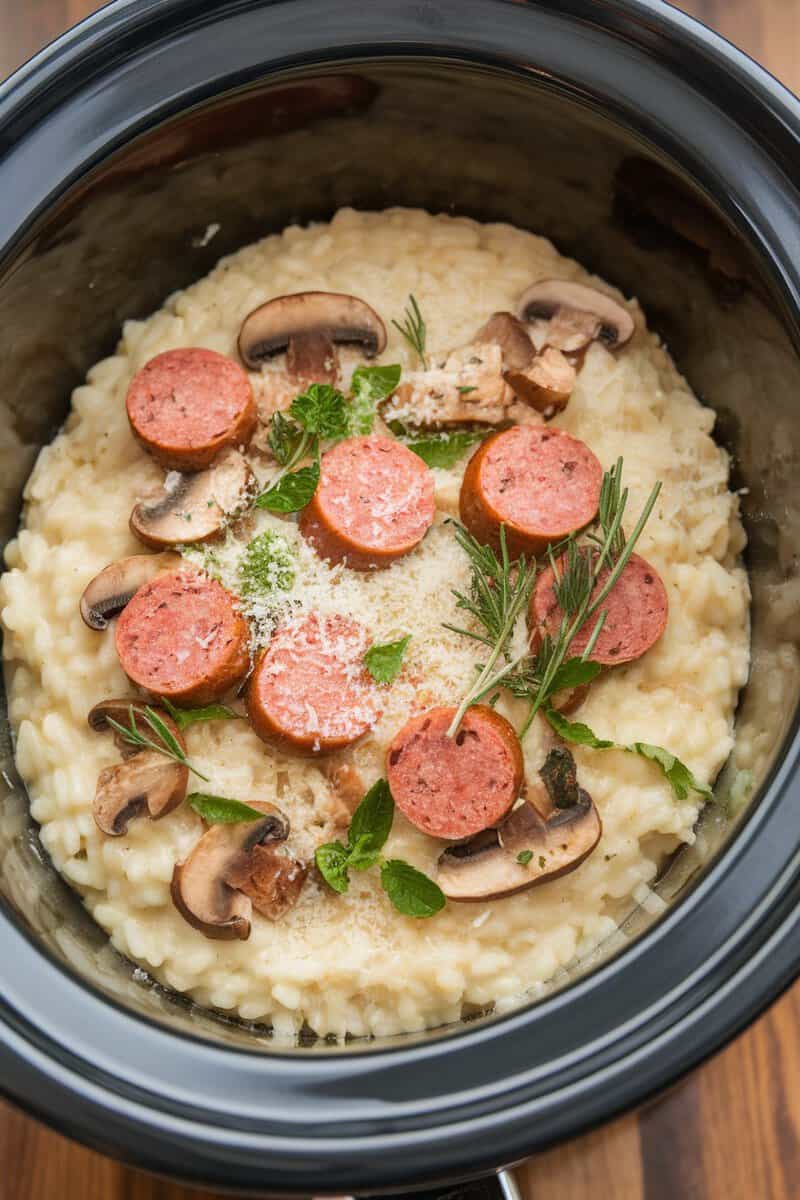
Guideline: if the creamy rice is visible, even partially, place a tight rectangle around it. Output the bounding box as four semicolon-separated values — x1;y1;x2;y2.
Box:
0;209;750;1039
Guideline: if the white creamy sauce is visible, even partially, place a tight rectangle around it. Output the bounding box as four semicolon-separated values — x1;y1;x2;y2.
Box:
0;209;750;1040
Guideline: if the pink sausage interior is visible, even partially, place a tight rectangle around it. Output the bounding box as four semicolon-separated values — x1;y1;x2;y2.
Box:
126;348;252;452
315;436;435;553
533;552;669;665
387;707;519;840
253;612;381;743
480;426;602;537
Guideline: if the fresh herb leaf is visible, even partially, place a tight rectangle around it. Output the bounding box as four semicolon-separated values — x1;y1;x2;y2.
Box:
255;461;320;513
348;778;395;856
406;430;484;469
627;742;712;801
348;363;402;435
549;657;602;693
364;636;410;684
105;706;209;782
161;698;240;731
188;793;266;824
345;832;382;872
380;859;446;917
517;849;533;866
289;383;349;440
544;709;710;800
268;410;306;467
315;841;351;894
239;530;295;596
392;294;428;368
457;385;477;395
597;456;628;562
543;707;614;749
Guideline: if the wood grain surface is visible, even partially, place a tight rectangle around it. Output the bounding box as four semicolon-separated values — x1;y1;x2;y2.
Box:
1;2;799;1197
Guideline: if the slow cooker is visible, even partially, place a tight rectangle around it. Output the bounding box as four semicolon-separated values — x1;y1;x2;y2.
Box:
2;0;800;1193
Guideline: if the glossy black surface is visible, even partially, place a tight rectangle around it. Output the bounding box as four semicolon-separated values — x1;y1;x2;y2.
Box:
1;0;800;1193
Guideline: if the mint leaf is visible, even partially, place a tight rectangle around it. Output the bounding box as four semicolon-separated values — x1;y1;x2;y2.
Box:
188;793;266;824
315;841;351;894
517;849;533;866
363;636;410;684
345;832;381;872
549;657;602;694
348;363;402;435
162;699;240;731
627;742;712;802
255;461;320;513
268;410;305;466
406;430;484;469
348;778;394;857
290;383;348;440
380;859;445;918
239;530;295;596
543;707;614;748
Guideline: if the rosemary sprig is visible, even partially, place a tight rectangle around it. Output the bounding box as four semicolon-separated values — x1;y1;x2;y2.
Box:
105;705;210;782
392;294;428;369
444;524;538;736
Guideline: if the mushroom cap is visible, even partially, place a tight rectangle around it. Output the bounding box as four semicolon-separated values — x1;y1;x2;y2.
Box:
437;778;601;902
474;311;535;371
238;291;387;369
130;447;254;549
93;751;189;837
170;801;291;940
80;552;183;630
517;279;635;350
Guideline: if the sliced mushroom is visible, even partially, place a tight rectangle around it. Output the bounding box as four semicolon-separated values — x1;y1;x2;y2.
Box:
504;346;576;417
80;552;182;630
238;291;387;388
171;801;303;939
518;279;635;353
437;747;601;901
474;311;535;371
89;698;189;836
380;342;515;430
130;447;254;549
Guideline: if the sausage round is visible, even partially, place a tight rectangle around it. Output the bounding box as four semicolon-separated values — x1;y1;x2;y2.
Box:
386;705;523;840
246;612;381;755
531;551;669;665
126;348;257;471
299;435;436;570
115;569;250;704
459;425;602;557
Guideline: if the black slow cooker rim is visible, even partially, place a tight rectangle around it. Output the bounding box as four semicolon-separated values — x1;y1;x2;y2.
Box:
2;0;800;1192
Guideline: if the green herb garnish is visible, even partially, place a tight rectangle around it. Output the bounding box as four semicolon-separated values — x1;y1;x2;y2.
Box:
255;461;320;513
392;294;428;368
256;382;349;511
457;385;477;395
315;779;445;918
161;698;240;731
406;430;485;469
188;793;266;823
105;705;209;782
364;636;410;684
348;363;402;435
238;530;295;596
516;850;533;866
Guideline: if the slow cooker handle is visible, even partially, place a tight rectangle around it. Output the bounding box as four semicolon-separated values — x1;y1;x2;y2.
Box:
351;1166;522;1200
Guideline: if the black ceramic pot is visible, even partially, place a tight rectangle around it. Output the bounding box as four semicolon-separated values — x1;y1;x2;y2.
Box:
2;1;800;1194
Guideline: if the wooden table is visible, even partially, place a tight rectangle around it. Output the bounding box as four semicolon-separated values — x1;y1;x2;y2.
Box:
1;2;799;1196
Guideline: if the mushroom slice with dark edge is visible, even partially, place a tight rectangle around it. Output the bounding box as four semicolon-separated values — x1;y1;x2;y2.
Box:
238;291;387;385
437;746;601;902
517;279;635;353
381;342;514;430
80;552;183;630
474;311;536;371
171;801;306;939
474;312;575;419
89;699;189;836
130;447;254;549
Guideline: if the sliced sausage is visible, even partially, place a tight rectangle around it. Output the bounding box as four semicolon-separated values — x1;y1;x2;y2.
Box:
299;435;436;570
247;612;381;755
386;705;523;840
459;425;602;558
126;348;257;471
531;551;669;665
115;569;249;704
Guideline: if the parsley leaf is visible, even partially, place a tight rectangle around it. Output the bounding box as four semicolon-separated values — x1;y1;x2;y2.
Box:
255;461;320;513
188;793;266;824
363;636;410;684
544;709;712;801
289;383;349;440
239;530;295;596
161;698;240;731
348;363;402;435
268;410;305;466
380;859;446;918
406;430;485;470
